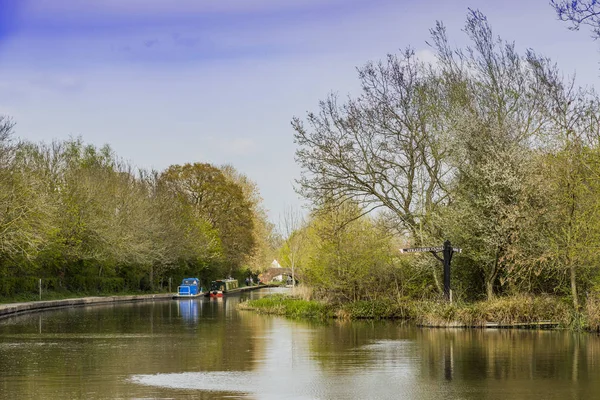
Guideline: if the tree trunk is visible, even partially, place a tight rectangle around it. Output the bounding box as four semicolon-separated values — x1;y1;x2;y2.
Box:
291;259;295;295
570;263;579;310
485;279;494;300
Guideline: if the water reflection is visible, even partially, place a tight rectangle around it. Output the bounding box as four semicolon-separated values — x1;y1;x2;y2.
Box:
178;299;200;323
0;291;599;399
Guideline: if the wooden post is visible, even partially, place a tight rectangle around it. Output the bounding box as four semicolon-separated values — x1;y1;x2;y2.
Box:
400;241;461;302
443;240;453;301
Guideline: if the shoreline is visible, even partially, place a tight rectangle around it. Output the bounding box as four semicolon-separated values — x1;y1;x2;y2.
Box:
238;293;588;331
0;293;173;320
0;284;276;320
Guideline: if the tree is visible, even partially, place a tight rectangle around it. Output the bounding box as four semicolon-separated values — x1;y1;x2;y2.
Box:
221;164;275;273
298;202;398;302
528;57;600;308
292;48;450;239
552;0;600;38
0;140;55;266
279;206;306;291
293;10;556;299
160;163;255;274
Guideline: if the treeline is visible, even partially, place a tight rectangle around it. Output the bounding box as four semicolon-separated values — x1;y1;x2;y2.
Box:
0;120;274;297
289;10;600;310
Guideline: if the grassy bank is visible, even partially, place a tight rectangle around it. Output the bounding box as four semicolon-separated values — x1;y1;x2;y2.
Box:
238;294;335;319
239;293;586;329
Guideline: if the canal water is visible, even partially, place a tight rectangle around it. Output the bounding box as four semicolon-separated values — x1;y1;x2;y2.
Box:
0;288;599;399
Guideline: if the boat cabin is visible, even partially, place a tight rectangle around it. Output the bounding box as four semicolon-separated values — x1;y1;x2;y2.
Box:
178;277;202;296
209;279;239;297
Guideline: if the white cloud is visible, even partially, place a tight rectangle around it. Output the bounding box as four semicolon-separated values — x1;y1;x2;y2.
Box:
415;48;438;65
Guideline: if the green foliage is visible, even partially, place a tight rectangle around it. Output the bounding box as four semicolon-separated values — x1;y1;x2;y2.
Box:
298;202;402;302
290;10;600;310
160;163;256;273
339;300;413;320
0;129;271;299
239;294;334;319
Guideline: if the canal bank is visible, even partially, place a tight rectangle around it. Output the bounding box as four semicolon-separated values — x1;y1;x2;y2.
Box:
0;284;275;320
239;293;585;330
0;293;173;320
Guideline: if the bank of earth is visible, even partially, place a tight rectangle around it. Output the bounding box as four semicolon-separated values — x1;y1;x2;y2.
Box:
239;293;600;331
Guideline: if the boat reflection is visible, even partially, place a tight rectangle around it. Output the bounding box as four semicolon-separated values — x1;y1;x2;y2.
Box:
177;299;201;323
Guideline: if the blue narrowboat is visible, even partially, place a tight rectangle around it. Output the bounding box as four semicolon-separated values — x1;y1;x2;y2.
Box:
174;277;203;298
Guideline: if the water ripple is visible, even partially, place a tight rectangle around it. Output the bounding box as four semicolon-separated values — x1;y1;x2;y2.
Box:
130;371;258;393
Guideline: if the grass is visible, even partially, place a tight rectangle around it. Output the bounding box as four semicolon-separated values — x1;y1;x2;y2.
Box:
240;293;580;329
412;294;573;328
238;294;334;319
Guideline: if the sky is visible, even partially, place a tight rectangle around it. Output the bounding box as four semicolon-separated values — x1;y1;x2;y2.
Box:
0;0;598;224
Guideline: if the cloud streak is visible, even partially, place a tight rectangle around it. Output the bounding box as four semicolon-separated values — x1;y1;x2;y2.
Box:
0;0;401;68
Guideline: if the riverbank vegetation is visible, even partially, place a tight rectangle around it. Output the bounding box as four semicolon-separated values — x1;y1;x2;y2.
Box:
272;10;600;328
0;120;276;300
240;292;581;328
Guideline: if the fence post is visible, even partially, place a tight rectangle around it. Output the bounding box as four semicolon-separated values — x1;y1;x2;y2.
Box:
39;279;42;301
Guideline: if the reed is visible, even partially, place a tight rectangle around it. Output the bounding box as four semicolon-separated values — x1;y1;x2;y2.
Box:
240;293;576;329
584;294;600;332
239;294;334;319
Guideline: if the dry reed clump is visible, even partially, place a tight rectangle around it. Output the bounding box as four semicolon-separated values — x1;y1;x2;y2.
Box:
470;294;571;326
444;294;572;327
585;294;600;332
290;285;314;301
412;300;466;327
412;294;571;327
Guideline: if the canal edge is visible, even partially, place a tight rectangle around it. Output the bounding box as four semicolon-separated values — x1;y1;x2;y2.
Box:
0;294;173;320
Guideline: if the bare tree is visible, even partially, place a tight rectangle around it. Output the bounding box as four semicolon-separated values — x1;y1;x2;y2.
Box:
552;0;600;38
279;206;306;292
293;49;450;239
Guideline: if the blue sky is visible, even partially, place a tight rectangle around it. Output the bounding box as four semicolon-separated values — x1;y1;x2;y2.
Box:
0;0;598;224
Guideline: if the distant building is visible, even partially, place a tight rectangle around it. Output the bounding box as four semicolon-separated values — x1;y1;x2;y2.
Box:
271;259;283;281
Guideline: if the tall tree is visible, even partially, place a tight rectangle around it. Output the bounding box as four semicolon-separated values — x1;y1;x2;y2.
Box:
160;163;255;273
292;48;450;239
221;164;275;272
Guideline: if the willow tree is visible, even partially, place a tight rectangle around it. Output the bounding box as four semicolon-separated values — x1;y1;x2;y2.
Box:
430;11;555;299
298;202;397;302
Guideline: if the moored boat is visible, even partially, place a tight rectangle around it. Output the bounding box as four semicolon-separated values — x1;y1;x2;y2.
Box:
173;277;203;298
209;279;239;297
